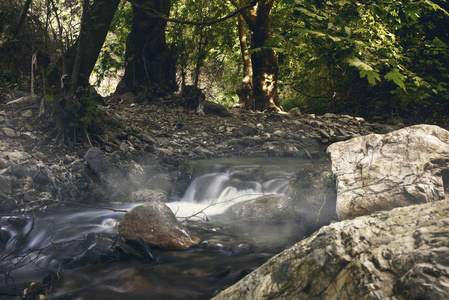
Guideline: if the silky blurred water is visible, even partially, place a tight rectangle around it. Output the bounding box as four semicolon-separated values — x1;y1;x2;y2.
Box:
0;158;313;299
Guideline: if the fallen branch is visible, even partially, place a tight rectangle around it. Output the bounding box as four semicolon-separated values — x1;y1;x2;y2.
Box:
177;192;266;223
23;199;128;213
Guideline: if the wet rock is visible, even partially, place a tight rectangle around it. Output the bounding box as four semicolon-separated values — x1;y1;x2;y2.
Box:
273;130;285;138
236;125;258;137
193;146;213;159
0;175;11;194
204;101;232;117
247;151;268;158
228;166;265;182
283;144;299;157
0;158;9;169
327;124;449;220
0;215;30;251
2;127;17;137
64;232;141;268
146;172;173;194
226;195;296;222
213;199;449;300
267;114;282;121
131;189;168;202
4;95;39;111
84;147;133;201
286;107;301;118
118;201;200;250
68;159;100;202
0;193;18;213
237;137;262;147
262;142;284;157
124;160;147;187
289;164;337;227
231;243;253;255
5;151;28;162
200;240;227;251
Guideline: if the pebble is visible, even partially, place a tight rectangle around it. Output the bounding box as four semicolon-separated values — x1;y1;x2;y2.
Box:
2;128;17;138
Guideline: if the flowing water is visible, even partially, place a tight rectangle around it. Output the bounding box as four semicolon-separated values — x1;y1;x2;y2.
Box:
0;158;318;299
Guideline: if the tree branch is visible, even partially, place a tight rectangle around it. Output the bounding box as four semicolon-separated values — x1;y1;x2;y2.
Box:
11;0;33;37
128;0;260;26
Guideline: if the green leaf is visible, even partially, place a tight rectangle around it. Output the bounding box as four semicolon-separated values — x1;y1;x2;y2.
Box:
344;26;352;36
248;47;263;55
360;70;381;85
404;7;420;21
298;28;326;38
385;69;406;91
337;0;351;6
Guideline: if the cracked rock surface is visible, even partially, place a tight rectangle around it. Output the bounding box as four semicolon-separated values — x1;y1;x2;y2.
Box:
213;198;449;300
327;124;449;220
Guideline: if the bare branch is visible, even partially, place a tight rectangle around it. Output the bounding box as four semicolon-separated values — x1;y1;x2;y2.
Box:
23;199;128;213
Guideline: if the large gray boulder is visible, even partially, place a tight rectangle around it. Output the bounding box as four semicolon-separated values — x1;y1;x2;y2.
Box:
327;124;449;220
118;201;199;250
213;199;449;300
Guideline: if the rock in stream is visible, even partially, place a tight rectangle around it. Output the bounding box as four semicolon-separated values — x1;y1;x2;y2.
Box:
118;201;199;250
213;198;449;300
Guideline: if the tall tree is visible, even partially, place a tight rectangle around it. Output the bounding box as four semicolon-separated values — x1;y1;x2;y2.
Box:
236;13;254;109
232;0;281;111
115;0;176;97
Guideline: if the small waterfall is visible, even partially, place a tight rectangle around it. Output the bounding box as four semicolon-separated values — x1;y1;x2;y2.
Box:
167;168;292;220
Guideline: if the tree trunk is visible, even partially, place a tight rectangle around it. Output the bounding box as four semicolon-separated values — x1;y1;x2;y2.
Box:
48;0;121;92
70;0;89;91
45;0;120;140
12;0;33;38
251;39;280;112
232;0;281;111
236;14;254;109
115;0;176;97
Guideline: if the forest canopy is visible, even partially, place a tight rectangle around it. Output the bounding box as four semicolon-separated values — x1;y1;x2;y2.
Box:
0;0;448;128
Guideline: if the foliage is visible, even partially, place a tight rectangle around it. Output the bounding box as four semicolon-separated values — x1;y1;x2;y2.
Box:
273;0;449;124
167;0;242;103
64;88;102;133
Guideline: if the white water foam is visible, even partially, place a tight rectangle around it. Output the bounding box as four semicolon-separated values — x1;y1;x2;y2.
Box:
167;171;290;220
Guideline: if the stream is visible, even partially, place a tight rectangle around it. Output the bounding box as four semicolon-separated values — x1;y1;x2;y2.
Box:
1;158;320;299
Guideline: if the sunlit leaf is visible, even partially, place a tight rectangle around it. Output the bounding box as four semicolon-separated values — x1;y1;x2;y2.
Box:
344;26;352;36
385;69;406;91
345;56;373;71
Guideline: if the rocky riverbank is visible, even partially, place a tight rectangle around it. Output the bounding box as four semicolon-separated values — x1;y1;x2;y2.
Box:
213;198;449;300
0;93;398;213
